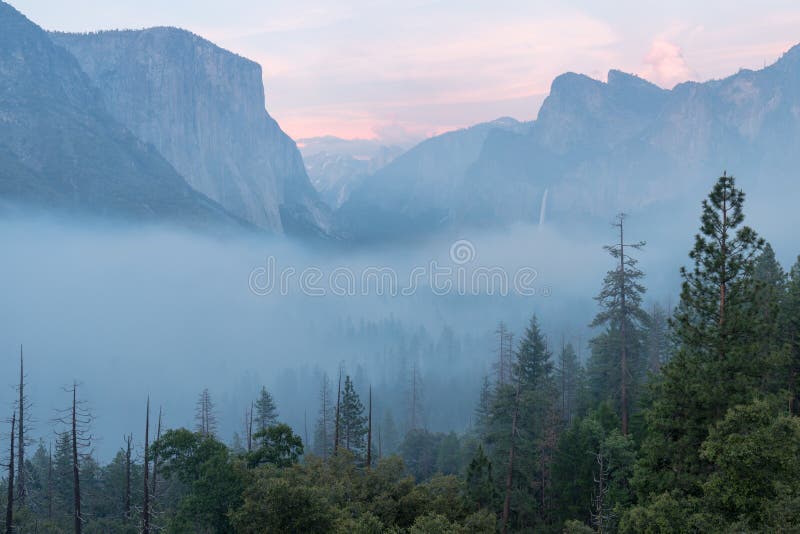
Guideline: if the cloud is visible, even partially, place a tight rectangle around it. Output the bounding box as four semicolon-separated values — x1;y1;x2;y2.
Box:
640;39;693;88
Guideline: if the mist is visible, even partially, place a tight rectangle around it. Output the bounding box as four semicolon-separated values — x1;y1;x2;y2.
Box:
0;209;691;460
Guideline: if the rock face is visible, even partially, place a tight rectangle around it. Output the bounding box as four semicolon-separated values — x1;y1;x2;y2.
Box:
338;48;800;241
52;28;329;236
0;1;241;229
336;118;529;241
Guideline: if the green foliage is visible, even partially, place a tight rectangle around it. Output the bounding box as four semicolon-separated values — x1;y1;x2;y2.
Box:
255;386;279;432
634;173;769;500
466;445;493;510
551;405;635;530
562;519;594;533
230;470;335;533
248;423;304;468
408;512;461;533
339;375;368;458
699;398;800;529
151;428;244;532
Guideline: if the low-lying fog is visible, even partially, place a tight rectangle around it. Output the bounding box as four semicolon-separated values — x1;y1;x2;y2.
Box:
0;205;792;460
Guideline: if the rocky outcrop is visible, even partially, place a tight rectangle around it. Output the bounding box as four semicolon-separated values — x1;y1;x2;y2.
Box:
0;1;241;230
52;28;329;236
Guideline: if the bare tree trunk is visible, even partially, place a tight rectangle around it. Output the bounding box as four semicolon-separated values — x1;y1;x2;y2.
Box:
143;397;150;534
17;345;25;506
48;443;53;521
72;384;82;534
247;401;253;453
124;434;132;520
334;369;342;454
152;407;162;513
6;412;15;534
367;386;372;469
501;378;521;534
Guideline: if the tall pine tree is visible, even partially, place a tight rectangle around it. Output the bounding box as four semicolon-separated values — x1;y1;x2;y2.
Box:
632;172;767;506
587;213;648;436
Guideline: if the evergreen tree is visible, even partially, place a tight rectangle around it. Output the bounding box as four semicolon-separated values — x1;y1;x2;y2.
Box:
486;315;557;530
466;445;493;510
254;387;279;432
195;389;217;438
784;256;800;413
587;213;648;436
556;342;581;425
313;374;334;459
338;376;368;458
474;375;493;439
645;303;671;375
632;173;768;508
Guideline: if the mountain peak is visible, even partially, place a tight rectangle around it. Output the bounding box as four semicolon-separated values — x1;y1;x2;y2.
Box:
773;42;800;71
549;71;603;95
607;69;663;92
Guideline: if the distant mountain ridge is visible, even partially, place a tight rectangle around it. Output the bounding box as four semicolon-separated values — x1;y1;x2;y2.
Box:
0;1;244;230
51;27;329;236
336;49;800;241
0;1;329;236
336;117;529;240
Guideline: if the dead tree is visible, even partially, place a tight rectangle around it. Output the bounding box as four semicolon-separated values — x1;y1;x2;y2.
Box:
6;411;15;534
501;375;521;534
56;382;92;534
72;386;82;534
143;397;150;534
246;401;254;452
366;386;372;469
47;443;53;521
17;345;29;506
591;449;611;534
124;434;132;520
151;406;162;527
334;367;342;454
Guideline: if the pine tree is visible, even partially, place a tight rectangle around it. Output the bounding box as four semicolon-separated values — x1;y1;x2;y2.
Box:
466;445;493;510
195;388;217;437
784;256;800;413
633;172;767;502
474;374;493;439
493;322;514;387
313;374;334;459
557;342;581;424
587;213;648;436
487;315;558;530
338;376;368;458
645;303;671;375
254;387;278;432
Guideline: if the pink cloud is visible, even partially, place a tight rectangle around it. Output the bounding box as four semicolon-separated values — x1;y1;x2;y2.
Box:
640;39;693;88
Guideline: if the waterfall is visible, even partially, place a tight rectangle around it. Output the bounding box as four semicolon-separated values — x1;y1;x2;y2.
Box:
538;188;549;227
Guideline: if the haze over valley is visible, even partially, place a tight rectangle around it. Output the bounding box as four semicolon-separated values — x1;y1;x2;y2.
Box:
1;1;800;532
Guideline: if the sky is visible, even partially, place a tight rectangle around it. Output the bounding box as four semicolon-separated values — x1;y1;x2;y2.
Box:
12;0;800;142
